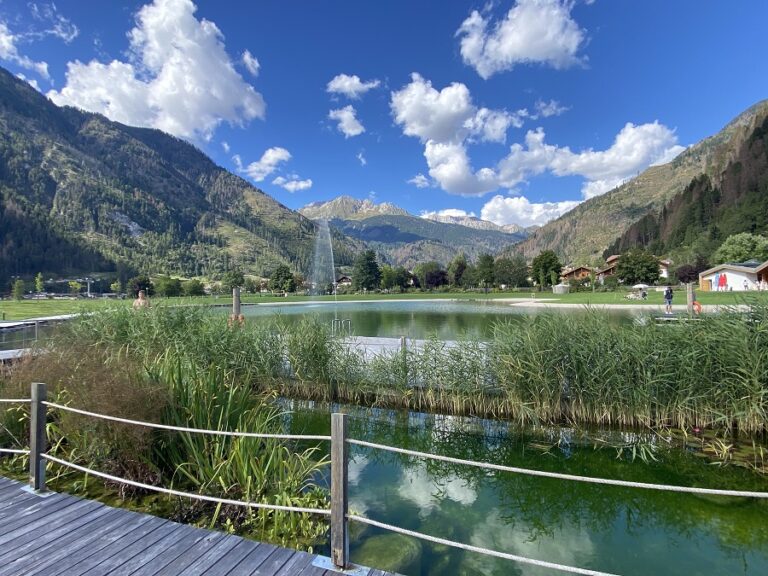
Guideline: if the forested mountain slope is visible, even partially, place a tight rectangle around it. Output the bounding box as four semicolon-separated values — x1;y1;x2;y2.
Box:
511;100;768;264
0;66;361;283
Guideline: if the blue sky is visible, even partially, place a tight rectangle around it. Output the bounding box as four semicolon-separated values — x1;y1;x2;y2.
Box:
1;0;766;228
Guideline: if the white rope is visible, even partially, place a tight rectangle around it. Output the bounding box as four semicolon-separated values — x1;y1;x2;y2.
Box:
348;439;768;499
0;398;30;404
349;514;620;576
43;402;331;442
41;454;331;516
0;448;28;455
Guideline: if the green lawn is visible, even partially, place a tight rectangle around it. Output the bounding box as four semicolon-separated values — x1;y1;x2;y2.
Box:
1;289;764;321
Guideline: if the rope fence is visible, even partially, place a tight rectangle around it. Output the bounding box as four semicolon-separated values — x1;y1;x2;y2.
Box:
41;453;330;516
42;401;331;442
0;448;29;455
0;398;30;403
6;385;768;576
348;438;768;499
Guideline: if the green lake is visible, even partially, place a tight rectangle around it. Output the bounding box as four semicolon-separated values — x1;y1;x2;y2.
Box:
239;300;636;339
285;401;768;576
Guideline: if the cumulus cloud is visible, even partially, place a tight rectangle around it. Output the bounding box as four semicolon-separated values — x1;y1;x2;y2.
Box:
0;21;49;78
498;122;685;198
397;462;477;516
457;0;587;79
48;0;265;141
239;147;291;181
328;105;365;138
241;49;260;76
272;175;312;192
421;208;476;219
326;73;380;99
534;98;568;118
391;73;519;196
424;140;499;196
407;173;433;188
481;194;579;227
357;151;367;166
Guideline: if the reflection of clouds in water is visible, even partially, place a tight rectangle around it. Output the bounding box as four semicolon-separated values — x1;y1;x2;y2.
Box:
464;509;595;576
348;454;369;486
398;462;477;516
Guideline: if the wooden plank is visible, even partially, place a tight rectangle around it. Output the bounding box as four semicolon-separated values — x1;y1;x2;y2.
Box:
47;517;173;576
25;514;160;576
118;524;210;576
150;532;231;576
0;498;96;544
248;546;295;575
0;504;114;567
330;413;349;569
0;477;398;576
189;539;261;576
272;551;316;575
71;521;185;575
0;509;128;576
0;489;43;516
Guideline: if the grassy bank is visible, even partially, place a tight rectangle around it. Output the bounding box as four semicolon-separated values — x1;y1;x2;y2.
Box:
2;289;766;320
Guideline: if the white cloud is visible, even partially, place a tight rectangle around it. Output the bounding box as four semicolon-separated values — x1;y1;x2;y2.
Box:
28;2;79;43
272;175;312;192
407;173;433;188
421;208;476;219
357;151;367;166
481;194;579;227
48;0;265;141
16;73;40;91
424;140;499;196
498;122;686;198
457;0;587;79
326;73;380;99
391;73;517;196
241;49;260;76
535;98;568;118
391;73;476;143
397;462;477;517
328;105;365;138
239;147;291;181
221;141;230;153
0;21;50;78
464;509;595;576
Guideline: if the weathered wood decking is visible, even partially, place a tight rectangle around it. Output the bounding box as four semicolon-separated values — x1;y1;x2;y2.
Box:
0;476;394;576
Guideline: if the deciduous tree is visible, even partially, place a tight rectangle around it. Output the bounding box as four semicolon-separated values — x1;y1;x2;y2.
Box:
531;251;562;289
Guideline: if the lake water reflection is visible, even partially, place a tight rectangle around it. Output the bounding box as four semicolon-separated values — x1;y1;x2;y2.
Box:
284;401;768;576
241;300;636;339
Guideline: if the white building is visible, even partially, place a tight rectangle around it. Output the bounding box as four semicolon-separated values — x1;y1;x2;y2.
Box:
698;260;766;291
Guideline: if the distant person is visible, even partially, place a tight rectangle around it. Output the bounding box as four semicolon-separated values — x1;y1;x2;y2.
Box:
743;279;749;291
664;285;673;315
132;289;150;309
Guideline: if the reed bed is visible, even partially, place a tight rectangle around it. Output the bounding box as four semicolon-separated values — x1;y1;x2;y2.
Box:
0;304;768;504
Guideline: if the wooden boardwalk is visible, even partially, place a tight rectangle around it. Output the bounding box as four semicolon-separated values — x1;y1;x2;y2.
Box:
0;476;394;576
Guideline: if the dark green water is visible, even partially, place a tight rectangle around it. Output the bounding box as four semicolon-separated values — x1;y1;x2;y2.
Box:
240;300;636;339
283;401;768;576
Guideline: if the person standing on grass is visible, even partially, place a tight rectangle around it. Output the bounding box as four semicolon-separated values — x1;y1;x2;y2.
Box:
664;285;673;315
132;289;150;309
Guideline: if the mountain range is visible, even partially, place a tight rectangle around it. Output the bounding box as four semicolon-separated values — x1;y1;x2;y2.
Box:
300;196;528;269
512;100;768;265
1;60;766;284
0;66;363;283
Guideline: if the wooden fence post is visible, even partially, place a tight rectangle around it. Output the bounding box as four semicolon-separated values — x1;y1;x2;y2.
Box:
330;412;349;569
29;382;47;492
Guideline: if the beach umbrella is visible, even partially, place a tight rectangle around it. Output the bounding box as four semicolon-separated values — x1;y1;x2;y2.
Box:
633;283;649;289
